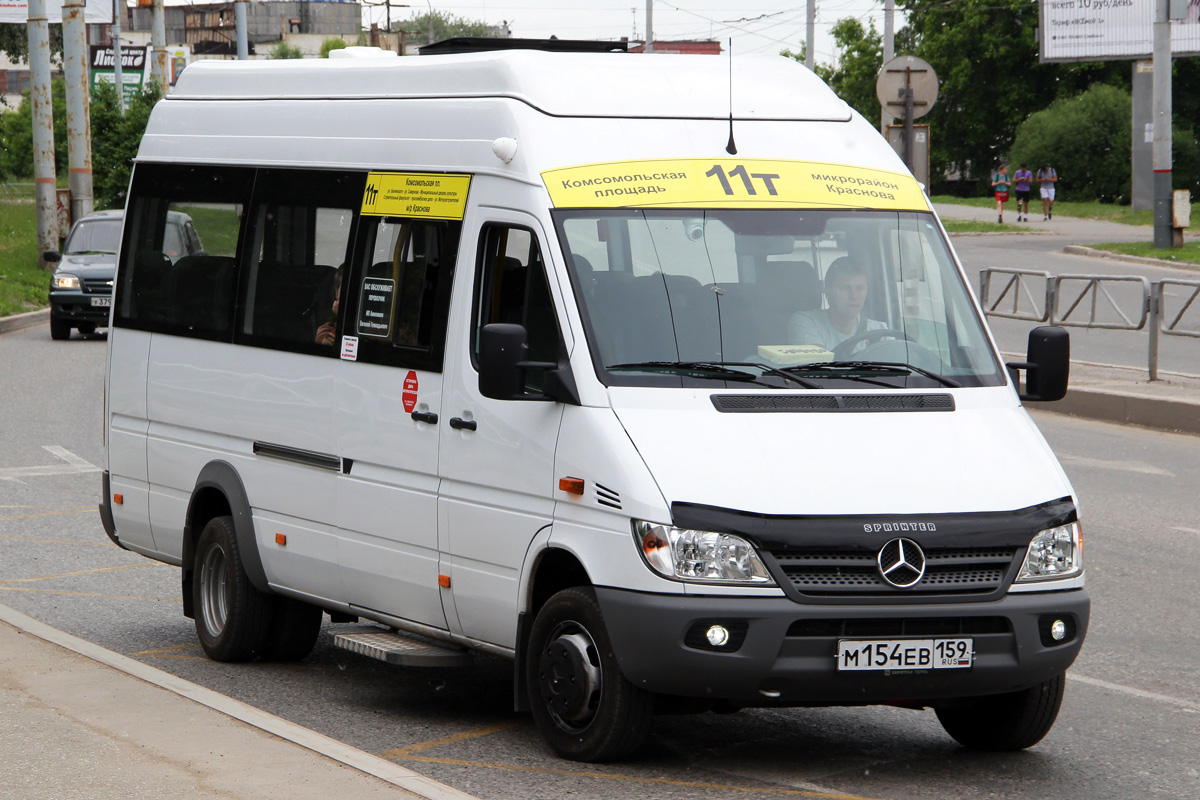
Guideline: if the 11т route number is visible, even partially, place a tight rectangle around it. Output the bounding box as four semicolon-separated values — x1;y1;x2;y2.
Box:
705;164;781;196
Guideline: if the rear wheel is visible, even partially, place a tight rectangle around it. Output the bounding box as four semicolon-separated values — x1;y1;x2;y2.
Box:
193;515;274;662
49;317;71;340
935;672;1066;751
526;587;654;762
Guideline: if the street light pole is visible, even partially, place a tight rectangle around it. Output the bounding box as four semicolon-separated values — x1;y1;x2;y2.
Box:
1151;0;1173;249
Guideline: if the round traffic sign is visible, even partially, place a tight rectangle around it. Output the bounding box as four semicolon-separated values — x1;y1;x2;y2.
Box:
876;55;938;120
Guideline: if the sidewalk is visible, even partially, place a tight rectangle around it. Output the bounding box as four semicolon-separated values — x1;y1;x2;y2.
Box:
1031;359;1200;436
0;604;478;800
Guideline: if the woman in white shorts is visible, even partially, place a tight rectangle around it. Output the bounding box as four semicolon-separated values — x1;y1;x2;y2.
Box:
1037;164;1057;220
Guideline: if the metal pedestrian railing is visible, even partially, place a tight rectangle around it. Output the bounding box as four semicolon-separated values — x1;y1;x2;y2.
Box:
980;268;1200;381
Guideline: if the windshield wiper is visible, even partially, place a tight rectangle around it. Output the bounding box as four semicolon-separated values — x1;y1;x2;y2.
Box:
607;361;816;388
790;361;960;388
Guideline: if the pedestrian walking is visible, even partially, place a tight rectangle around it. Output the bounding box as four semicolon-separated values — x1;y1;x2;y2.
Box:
991;164;1010;224
1037;163;1058;220
1012;163;1034;222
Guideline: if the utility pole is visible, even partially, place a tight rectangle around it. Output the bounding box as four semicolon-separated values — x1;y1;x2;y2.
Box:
27;0;57;268
236;0;248;60
1151;0;1172;248
805;0;815;70
113;0;124;115
151;0;168;94
645;0;653;52
882;0;894;134
426;0;434;47
62;0;93;223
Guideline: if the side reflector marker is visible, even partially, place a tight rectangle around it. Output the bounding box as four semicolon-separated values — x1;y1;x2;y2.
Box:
559;477;585;495
438;574;451;588
275;533;287;546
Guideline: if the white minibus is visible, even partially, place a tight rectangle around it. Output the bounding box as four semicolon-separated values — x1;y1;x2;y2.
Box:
101;42;1087;762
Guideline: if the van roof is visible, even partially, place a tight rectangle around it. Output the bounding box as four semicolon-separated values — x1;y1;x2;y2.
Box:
169;50;852;123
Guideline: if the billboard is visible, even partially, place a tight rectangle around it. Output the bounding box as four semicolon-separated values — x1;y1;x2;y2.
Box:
1040;0;1200;62
89;45;146;104
0;0;111;24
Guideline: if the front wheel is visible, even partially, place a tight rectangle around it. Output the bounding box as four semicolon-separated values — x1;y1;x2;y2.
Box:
526;587;654;762
935;672;1066;751
193;515;274;662
49;316;71;340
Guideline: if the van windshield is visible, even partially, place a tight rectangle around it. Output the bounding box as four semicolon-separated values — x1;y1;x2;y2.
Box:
553;209;1004;389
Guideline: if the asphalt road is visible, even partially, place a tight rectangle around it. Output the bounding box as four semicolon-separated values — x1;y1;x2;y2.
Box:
2;322;1199;800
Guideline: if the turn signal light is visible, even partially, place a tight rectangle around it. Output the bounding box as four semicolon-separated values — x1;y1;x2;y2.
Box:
438;574;451;588
559;477;585;495
275;533;287;546
113;493;123;505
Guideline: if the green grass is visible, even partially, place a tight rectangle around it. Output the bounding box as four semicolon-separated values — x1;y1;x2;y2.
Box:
0;201;49;317
942;219;1043;234
930;195;1163;226
1087;240;1200;265
175;204;241;257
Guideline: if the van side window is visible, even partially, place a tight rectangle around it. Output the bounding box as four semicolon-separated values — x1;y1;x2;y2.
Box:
473;225;559;392
346;216;460;372
114;163;253;339
238;169;363;353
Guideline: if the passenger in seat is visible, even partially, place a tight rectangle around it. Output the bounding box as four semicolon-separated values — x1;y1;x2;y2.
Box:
787;257;886;353
315;271;342;346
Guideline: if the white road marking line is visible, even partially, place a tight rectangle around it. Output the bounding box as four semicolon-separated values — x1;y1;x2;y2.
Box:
1070;674;1200;712
1171;527;1200;535
1057;454;1175;477
0;446;100;482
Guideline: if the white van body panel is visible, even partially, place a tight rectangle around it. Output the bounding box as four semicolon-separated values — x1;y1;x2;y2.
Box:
609;386;1073;517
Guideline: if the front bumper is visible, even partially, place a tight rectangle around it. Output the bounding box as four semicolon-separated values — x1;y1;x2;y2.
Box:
49;290;112;325
596;586;1088;706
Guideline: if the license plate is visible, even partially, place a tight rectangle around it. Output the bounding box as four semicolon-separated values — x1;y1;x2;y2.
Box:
91;296;112;307
836;638;973;671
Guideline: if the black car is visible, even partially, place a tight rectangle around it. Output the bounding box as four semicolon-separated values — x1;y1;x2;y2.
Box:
47;209;202;340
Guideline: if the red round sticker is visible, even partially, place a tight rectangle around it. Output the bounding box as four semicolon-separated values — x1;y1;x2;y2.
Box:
402;370;419;413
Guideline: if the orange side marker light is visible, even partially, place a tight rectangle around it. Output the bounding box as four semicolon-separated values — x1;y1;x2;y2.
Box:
112;494;123;505
275;533;287;546
438;574;451;588
559;477;585;495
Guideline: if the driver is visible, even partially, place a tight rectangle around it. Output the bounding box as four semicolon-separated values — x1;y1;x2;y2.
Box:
787;257;887;354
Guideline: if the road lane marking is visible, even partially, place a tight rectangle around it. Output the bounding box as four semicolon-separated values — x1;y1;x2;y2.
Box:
1171;527;1200;535
0;508;95;523
0;563;156;584
383;723;887;800
0;446;100;483
0;586;177;602
1070;674;1200;712
0;533;113;547
1056;454;1174;477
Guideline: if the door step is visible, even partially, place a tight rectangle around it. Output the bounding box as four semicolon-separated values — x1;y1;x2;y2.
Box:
332;625;472;668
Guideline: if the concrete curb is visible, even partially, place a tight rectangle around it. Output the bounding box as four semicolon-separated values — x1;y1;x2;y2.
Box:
1062;244;1200;274
1031;387;1200;436
0;602;482;800
0;307;48;335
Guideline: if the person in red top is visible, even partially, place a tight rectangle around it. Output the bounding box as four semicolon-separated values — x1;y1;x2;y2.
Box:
991;164;1010;224
1012;163;1034;222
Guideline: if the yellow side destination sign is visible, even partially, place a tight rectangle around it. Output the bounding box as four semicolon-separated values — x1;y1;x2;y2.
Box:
361;172;472;220
542;159;928;211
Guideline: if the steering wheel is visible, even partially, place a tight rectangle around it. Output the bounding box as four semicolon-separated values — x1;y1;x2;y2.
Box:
831;328;915;360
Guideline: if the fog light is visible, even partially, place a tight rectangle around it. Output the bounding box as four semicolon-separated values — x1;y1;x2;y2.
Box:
1050;619;1067;641
706;625;730;647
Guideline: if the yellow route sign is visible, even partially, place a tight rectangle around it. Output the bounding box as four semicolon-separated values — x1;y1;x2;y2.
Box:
361;172;472;220
542;159;928;211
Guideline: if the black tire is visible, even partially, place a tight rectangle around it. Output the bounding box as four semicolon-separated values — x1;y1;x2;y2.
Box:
192;515;274;662
77;322;97;335
49;316;71;340
935;672;1066;751
526;587;654;762
259;596;322;662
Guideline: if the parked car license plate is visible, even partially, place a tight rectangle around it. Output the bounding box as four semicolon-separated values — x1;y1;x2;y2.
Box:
91;296;111;307
836;638;973;671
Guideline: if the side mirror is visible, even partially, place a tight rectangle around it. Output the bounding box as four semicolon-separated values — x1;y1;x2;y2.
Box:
1007;326;1069;402
478;323;580;405
43;250;62;264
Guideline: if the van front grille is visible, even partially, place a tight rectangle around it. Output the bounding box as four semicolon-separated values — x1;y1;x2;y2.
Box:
769;547;1019;597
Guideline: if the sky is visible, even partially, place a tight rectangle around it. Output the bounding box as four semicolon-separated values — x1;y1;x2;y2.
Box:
358;0;892;66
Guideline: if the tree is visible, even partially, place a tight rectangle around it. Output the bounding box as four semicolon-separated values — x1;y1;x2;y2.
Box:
0;77;68;178
320;38;348;58
397;10;492;44
813;19;884;122
269;42;304;60
90;80;162;209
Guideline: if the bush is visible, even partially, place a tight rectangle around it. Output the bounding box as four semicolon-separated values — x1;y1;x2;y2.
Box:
1008;85;1131;203
90;80;163;210
0;77;68;178
319;38;347;58
269;42;304;59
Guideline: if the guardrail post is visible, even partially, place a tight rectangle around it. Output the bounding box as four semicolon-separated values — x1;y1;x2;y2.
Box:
1148;282;1161;381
